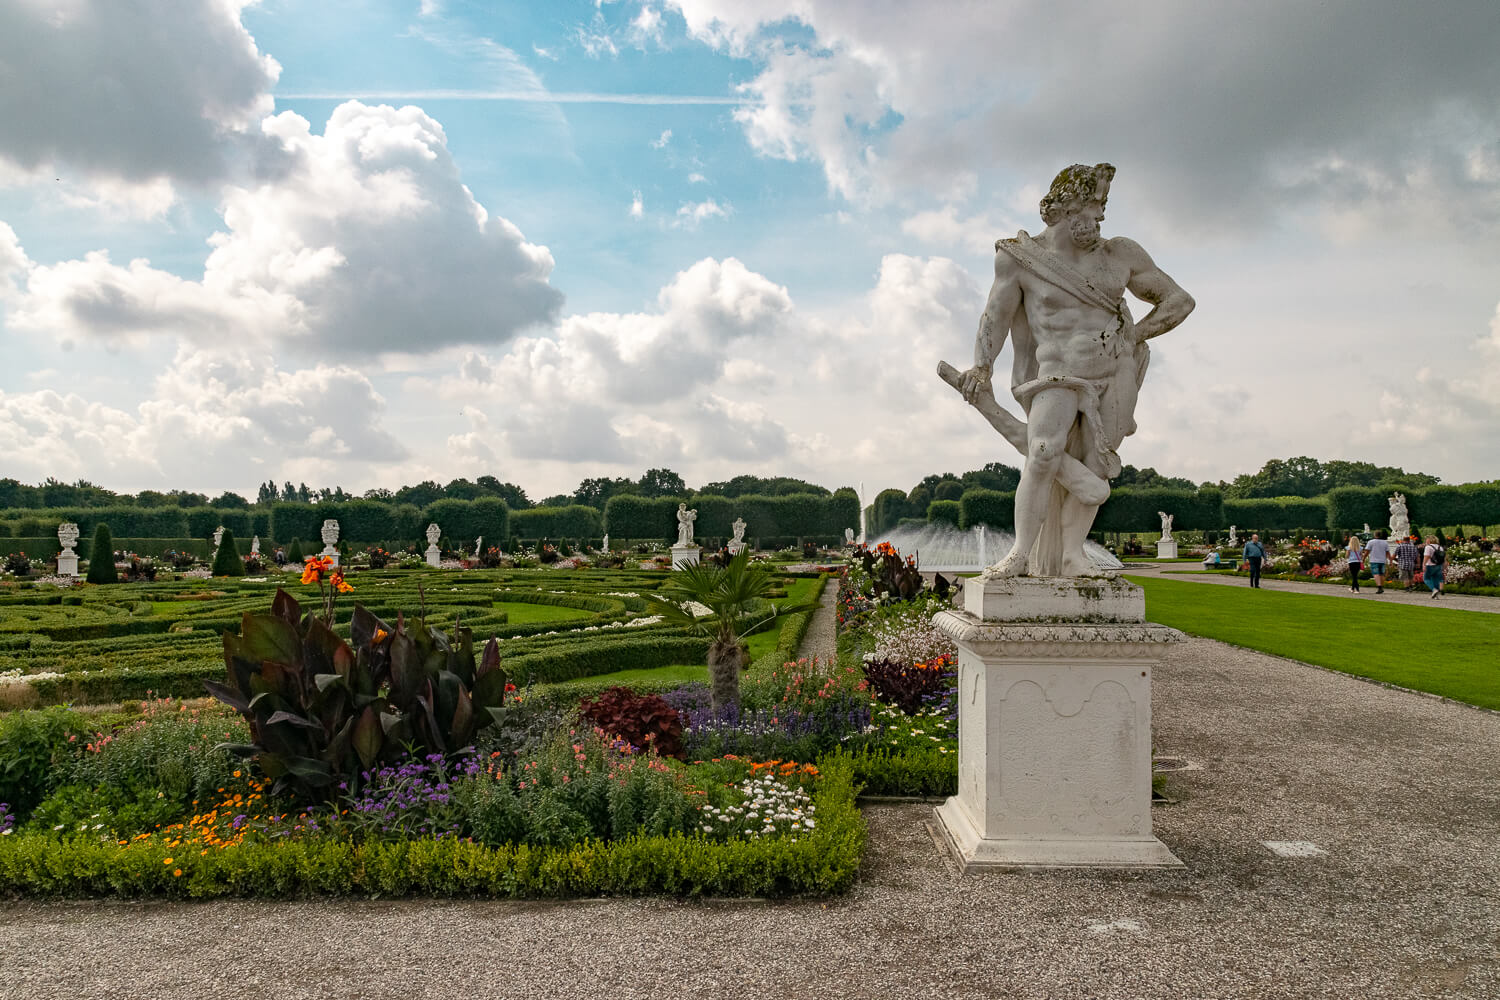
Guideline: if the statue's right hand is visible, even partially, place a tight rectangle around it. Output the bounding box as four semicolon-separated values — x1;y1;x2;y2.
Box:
959;365;991;403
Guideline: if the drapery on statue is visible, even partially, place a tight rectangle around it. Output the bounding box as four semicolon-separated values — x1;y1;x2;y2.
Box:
676;503;697;546
731;517;747;544
1158;511;1174;541
938;163;1195;577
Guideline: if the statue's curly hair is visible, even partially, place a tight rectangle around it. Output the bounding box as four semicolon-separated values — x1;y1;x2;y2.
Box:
1039;163;1115;225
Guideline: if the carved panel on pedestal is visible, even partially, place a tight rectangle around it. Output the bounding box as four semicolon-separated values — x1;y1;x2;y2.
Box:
995;676;1140;835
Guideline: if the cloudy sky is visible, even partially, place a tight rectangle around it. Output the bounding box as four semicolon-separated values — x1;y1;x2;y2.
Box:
1;0;1497;502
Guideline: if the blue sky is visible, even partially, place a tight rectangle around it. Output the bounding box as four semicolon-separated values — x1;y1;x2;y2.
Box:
1;0;1497;502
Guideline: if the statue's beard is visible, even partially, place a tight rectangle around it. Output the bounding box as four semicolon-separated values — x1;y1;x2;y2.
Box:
1068;215;1101;249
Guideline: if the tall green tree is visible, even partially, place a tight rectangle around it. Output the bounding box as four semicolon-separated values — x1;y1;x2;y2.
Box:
637;468;687;498
86;524;117;584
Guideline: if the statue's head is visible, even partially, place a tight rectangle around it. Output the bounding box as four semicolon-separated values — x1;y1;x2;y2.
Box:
678;502;687;511
1040;163;1115;247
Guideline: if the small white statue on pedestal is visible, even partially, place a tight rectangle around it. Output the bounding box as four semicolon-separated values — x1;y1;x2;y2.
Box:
57;522;80;577
1227;525;1238;547
213;525;225;550
671;503;701;569
1155;512;1177;558
250;535;261;555
602;533;609;552
727;517;747;556
844;527;855;546
320;519;341;567
425;523;442;567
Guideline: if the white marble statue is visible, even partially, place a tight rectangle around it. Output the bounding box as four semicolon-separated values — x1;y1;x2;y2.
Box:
425;523;441;547
57;522;80;577
845;527;855;546
675;503;697;546
1158;512;1174;542
1227;525;1238;547
213;525;225;548
731;518;747;544
1389;492;1410;538
1363;522;1371;537
941;163;1194;578
425;523;441;567
602;533;609;552
475;535;483;555
251;535;260;555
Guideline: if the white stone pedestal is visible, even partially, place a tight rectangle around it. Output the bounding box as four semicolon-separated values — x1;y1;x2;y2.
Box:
321;547;339;568
425;545;441;568
57;553;78;577
671;544;701;569
726;540;745;556
933;576;1183;870
1155;538;1178;559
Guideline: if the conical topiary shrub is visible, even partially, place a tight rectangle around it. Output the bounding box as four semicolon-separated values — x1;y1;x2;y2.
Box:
86;524;117;584
287;537;305;563
211;528;246;577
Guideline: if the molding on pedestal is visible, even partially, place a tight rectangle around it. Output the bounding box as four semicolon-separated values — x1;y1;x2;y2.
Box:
934;798;1183;870
934;610;1183;657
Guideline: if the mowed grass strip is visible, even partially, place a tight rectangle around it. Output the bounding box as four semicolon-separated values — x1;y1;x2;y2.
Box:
1128;575;1500;710
492;601;594;625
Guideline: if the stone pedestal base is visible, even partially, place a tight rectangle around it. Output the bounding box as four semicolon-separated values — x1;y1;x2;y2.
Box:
425;545;441;568
726;540;745;556
321;547;340;568
933;577;1183;871
671;545;701;569
1156;539;1178;559
57;553;78;577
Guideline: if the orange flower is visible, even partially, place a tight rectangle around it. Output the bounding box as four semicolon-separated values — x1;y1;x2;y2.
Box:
173;869;183;877
163;857;174;865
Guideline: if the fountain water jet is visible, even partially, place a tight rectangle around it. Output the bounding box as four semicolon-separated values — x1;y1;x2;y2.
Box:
872;522;1122;575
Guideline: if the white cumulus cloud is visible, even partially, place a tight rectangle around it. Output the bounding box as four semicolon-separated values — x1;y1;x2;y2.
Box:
4;102;563;355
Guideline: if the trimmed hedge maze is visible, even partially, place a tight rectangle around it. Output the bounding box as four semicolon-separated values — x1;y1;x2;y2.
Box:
0;568;818;706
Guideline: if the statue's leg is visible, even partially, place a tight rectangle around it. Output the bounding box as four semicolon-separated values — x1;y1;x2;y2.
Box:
989;388;1079;577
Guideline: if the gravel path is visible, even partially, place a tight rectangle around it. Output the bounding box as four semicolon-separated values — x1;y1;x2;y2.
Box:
4;635;1498;999
795;574;838;662
1124;561;1500;613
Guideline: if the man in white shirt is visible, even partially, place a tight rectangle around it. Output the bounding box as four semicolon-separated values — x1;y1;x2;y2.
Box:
1363;529;1391;595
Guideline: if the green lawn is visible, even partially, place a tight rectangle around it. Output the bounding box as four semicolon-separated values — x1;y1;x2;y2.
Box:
1128;575;1500;710
493;601;593;624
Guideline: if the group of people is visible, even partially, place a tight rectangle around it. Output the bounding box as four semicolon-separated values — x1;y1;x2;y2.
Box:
1239;530;1448;598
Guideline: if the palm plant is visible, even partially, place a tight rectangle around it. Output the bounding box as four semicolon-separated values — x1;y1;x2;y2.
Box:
646;550;814;711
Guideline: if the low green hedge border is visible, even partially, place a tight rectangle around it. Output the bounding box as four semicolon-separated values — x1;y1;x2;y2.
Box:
0;757;865;899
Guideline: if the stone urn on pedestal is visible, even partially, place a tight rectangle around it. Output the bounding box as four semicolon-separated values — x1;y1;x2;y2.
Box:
424;523;442;567
320;519;341;568
56;522;80;578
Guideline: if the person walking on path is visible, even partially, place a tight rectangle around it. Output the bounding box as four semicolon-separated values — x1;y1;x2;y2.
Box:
1421;534;1446;599
1393;535;1420;590
1364;529;1390;595
1243;533;1267;588
1346;533;1364;593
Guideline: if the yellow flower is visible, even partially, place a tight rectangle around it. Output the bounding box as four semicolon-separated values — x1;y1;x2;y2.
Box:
163;857;174;865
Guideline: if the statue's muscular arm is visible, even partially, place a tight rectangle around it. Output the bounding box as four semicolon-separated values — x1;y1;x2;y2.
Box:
1110;237;1195;342
961;251;1023;402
